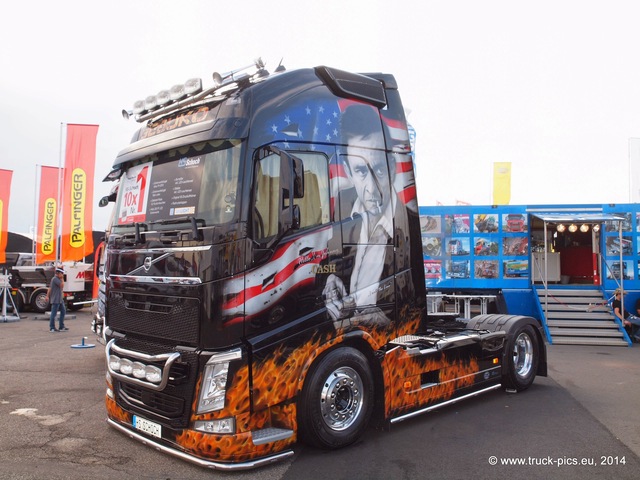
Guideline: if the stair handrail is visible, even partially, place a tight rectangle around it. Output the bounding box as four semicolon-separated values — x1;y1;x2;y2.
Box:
530;254;553;343
531;251;549;311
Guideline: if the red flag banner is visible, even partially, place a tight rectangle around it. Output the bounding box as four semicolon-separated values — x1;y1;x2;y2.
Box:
61;124;99;262
36;166;61;264
0;169;13;264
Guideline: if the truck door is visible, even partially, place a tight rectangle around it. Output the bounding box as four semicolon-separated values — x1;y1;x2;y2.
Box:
246;144;341;412
246;145;337;334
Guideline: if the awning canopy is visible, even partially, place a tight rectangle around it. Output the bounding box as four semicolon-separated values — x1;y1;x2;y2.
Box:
531;213;627;223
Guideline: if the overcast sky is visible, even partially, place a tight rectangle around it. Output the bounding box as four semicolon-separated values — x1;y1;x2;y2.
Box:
2;0;640;235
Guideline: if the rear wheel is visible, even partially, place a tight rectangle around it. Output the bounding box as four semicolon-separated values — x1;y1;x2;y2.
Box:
503;324;539;391
30;290;50;313
299;347;374;449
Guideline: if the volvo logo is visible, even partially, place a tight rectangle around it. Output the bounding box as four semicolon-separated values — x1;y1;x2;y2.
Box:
143;256;152;272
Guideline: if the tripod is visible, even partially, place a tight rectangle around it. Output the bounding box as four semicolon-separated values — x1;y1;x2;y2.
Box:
1;270;20;322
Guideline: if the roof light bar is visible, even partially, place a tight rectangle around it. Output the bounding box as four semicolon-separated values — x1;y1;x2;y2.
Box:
122;58;278;122
128;77;204;120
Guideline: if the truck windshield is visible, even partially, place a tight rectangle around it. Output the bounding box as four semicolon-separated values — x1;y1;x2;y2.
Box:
112;139;243;232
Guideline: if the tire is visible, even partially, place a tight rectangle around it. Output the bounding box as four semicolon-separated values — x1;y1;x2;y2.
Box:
298;347;374;449
503;324;539;391
30;290;50;313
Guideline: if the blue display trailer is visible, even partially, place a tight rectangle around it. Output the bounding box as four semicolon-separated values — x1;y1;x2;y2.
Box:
419;203;640;346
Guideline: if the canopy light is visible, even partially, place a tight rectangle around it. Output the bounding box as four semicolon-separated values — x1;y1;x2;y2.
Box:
579;224;589;233
593;224;601;232
568;224;578;233
557;224;566;232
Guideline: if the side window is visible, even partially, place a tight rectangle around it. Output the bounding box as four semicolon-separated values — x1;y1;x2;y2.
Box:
252;151;330;241
254;152;280;240
295;152;330;229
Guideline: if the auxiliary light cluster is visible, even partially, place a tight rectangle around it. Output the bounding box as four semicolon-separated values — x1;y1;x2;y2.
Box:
132;78;203;118
122;58;273;122
108;355;163;384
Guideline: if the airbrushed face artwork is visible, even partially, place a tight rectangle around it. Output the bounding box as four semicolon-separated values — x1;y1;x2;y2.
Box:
344;137;392;219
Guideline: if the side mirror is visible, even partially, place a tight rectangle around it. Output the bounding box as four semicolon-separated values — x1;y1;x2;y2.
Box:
291;155;304;199
99;192;117;207
280;151;304;231
278;150;304;199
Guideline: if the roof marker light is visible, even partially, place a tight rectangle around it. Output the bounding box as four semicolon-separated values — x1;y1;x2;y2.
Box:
144;95;158;111
132;100;145;114
170;83;186;101
184;78;203;96
157;89;171;106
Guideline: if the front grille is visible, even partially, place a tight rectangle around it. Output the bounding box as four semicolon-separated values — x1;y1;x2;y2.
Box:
112;337;199;429
120;384;184;418
108;292;200;345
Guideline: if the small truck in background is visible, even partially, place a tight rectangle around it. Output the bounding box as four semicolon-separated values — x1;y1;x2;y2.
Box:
8;257;94;313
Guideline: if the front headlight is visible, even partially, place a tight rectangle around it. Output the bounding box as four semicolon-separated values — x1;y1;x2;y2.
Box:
196;348;242;414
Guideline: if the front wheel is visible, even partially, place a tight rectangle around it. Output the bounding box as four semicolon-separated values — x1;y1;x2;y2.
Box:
503;324;539;391
298;347;374;449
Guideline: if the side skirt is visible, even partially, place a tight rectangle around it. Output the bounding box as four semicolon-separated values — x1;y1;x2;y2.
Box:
389;384;502;424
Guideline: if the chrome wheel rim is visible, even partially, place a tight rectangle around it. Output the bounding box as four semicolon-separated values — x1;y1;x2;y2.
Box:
35;294;49;311
320;367;364;431
513;332;533;378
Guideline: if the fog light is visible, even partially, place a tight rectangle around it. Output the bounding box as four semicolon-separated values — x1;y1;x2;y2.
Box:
194;418;235;434
109;355;121;372
120;358;133;375
145;365;162;383
132;362;146;379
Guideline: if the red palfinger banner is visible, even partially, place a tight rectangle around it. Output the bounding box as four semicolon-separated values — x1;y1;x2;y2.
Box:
36;166;61;264
61;124;99;262
0;169;13;264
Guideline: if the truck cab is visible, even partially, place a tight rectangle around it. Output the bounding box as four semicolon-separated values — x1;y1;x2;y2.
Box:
103;61;546;469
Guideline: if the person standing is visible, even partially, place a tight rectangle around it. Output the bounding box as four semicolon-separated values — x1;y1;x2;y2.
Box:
45;267;68;332
612;288;640;343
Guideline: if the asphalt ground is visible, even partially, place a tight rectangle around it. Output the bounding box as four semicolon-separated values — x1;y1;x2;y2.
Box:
1;309;639;480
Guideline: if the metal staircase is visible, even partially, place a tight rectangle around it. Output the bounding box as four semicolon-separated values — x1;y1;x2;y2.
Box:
535;287;630;346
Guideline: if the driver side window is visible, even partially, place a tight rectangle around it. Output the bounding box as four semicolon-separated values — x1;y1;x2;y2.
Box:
252;151;330;241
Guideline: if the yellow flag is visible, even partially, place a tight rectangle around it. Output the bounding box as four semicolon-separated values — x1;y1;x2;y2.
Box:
493;162;511;205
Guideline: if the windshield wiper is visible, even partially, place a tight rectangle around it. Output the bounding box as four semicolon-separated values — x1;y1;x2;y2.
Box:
190;216;203;241
152;216;205;241
135;222;147;244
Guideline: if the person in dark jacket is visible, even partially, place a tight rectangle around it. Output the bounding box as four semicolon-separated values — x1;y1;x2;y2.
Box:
45;267;68;332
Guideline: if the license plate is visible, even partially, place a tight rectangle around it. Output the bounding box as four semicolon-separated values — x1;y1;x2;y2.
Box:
133;415;161;438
